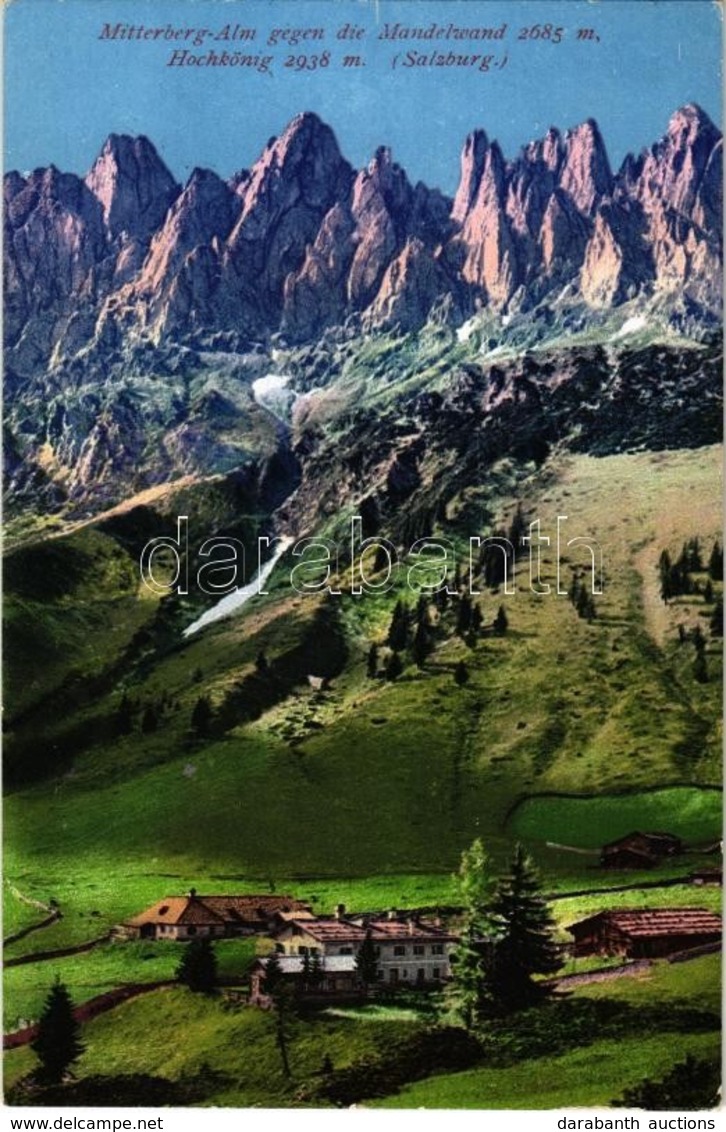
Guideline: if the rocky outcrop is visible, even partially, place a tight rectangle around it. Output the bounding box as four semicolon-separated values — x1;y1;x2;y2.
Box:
85;134;180;242
3;106;722;374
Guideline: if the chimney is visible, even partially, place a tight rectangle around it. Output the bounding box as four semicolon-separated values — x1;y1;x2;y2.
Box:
189;887;197;899
407;919;415;936
387;908;397;922
335;903;346;920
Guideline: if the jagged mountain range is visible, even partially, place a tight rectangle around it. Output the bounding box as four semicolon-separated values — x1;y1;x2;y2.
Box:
3;105;722;517
4;104;722;376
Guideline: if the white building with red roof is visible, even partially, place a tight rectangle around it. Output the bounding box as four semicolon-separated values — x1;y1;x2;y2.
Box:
273;908;459;986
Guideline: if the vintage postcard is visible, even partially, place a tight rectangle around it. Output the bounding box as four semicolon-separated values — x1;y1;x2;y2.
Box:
3;0;722;1116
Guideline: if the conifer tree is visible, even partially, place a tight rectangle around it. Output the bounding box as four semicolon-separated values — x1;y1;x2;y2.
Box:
658;551;673;603
262;951;293;1077
141;704;158;734
710;599;723;638
708;541;723;582
493;605;509;635
447;839;495;1030
309;950;324;990
387;600;410;651
486;844;562;1011
355;930;379;992
456;594;473;637
176;937;217;993
31;979;84;1084
412;620;432;668
366;643;379;679
454;660;469;686
693;651;709;684
385;651;403;681
190;695;212;739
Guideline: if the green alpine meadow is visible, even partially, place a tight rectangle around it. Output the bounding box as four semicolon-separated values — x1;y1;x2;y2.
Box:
3;0;722;1111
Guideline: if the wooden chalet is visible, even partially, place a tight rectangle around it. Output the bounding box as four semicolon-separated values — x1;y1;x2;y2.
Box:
600;831;683;869
690;867;723;886
119;890;312;941
567;907;722;959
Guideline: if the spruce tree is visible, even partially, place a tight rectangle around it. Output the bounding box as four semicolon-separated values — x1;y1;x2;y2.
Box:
366;643;379;679
190;695;212;739
385;651;403;681
708;541;723;582
141;704;158;734
176;937;217;993
387;600;410;651
693;651;709;684
487;844;562;1011
658;551;673;603
454;660;469;686
262;951;293;1077
263;949;285;995
31;979;84;1084
412;620;432;668
355;930;379;992
710;599;723;638
301;950;312;991
456;594;473;637
493;605;509;635
308;950;324;990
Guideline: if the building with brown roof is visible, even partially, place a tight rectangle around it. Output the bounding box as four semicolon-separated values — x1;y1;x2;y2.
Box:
567;907;722;959
120;890;312;941
600;831;683;870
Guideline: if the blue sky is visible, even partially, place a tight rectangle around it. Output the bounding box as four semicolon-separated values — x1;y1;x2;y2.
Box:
5;0;722;194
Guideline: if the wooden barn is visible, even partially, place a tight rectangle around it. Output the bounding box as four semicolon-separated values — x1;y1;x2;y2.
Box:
567;907;722;959
600;831;683;869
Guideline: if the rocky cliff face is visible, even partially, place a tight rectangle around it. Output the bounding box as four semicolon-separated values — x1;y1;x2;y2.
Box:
5;104;721;380
3;106;722;517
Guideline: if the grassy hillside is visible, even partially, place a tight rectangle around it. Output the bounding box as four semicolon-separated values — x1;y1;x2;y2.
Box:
374;954;721;1109
4;443;721;1104
5;446;721;876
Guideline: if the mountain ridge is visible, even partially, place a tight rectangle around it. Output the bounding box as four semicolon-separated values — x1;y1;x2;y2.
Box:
4;104;722;379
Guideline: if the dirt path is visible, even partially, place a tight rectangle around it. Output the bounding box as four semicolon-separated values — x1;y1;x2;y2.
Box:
4;884;63;947
551;960;652;989
4;980;177;1050
4;934;110;968
4;978;247;1050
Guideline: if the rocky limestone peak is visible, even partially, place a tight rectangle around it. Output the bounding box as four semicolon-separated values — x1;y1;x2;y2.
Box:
3;170;27;205
667;102;720;148
457;141;519;307
85;134;180;241
231;111;352;239
472;140;507;211
633;103;722;220
559;118;612;215
522;126;564;175
452;129;489;223
354;145;414;231
136;165;238;295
